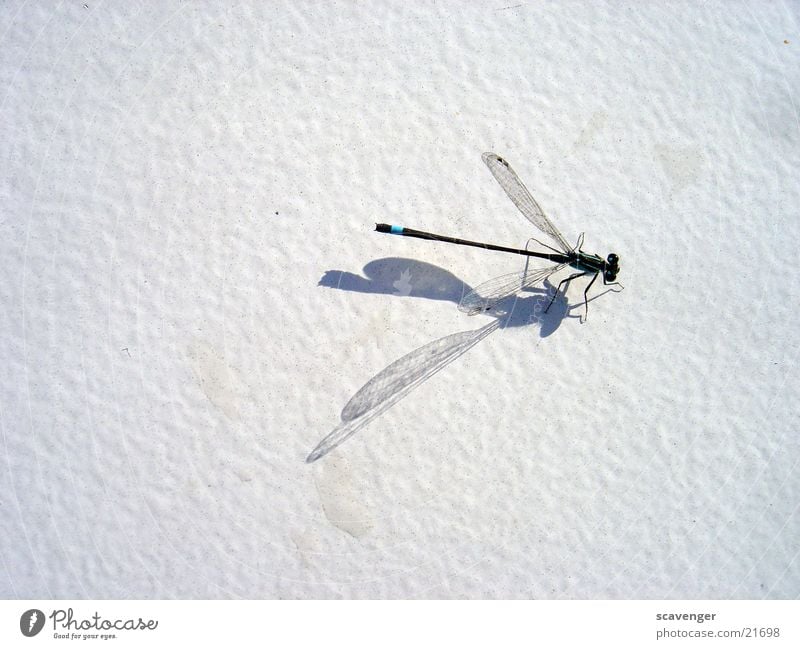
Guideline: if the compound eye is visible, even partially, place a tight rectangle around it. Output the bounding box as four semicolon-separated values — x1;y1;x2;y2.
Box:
605;271;617;282
607;253;619;265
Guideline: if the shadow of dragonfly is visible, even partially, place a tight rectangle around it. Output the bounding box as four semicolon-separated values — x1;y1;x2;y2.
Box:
307;152;621;462
307;258;577;462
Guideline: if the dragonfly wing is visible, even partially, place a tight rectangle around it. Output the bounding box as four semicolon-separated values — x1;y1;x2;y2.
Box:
458;262;569;316
482;153;573;253
306;320;501;462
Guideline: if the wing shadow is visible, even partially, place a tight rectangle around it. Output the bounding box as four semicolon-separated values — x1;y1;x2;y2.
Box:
308;259;578;461
319;257;573;334
319;257;466;304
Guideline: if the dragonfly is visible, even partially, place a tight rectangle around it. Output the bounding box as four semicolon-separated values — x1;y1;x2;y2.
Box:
305;154;621;463
376;152;621;321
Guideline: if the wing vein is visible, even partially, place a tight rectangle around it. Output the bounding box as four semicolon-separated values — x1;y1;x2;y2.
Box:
482;152;572;253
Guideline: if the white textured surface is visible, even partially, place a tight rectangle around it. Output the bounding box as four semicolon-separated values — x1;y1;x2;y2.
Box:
2;1;798;598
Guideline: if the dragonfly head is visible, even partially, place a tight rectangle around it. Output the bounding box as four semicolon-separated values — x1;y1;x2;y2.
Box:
604;253;620;282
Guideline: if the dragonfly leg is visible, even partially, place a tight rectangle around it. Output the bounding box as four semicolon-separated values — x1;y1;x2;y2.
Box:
581;272;599;322
545;271;587;313
525;236;561;255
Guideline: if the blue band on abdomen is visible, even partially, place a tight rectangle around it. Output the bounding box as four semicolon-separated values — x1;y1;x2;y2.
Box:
390;225;404;234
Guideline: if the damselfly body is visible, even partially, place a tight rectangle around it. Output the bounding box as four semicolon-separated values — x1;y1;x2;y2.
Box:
376;153;621;320
305;153;621;462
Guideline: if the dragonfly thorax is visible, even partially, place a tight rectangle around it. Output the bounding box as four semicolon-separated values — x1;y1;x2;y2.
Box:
571;250;621;283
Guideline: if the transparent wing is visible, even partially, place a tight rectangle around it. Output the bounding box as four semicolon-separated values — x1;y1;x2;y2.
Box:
306;320;501;462
458;262;569;316
482;152;572;253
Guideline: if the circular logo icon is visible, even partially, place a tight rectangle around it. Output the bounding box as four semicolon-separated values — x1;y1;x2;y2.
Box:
20;609;45;637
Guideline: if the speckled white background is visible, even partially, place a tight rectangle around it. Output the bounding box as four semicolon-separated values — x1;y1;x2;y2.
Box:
2;0;798;599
